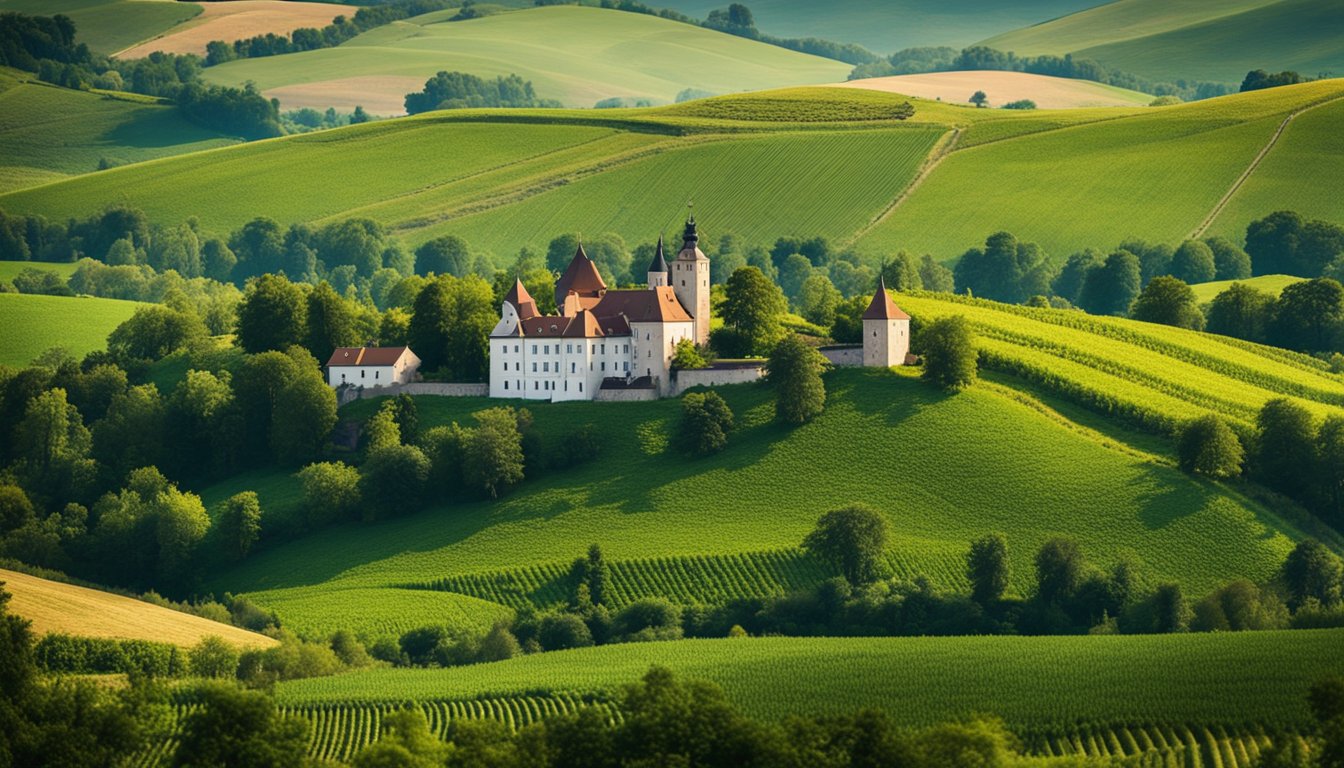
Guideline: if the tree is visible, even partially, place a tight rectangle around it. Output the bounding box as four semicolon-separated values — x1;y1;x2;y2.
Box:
1254;398;1318;499
189;636;240;678
1129;275;1204;329
357;444;430;521
171;682;309;768
1204;235;1252;280
969;90;988;107
920;315;977;391
798;273;842;326
720;266;786;356
352;708;448;768
919;254;954;293
803;504;889;585
1169;240;1216;284
953;231;1050;304
829;294;867;343
0;484;34;534
1245;210;1344;277
670;338;710;370
303;282;358;365
1176;415;1243;478
537;613;594;651
408;274;496;380
14;388;94;507
390;393;419;444
1051;249;1104;305
1206;283;1274;342
1191;579;1288;632
1151;583;1190;633
1269;278;1344;352
767;334;827;424
235;274;305;354
1035;537;1083;605
462;407;525;498
91;384;165;480
414;235;472;277
966;533;1010;605
107;305;208;361
1319;415;1344;525
1078;250;1141;315
269;350;337;466
217;492;261;560
675;390;734;456
362;403;401;454
296;461;361;527
1283;539;1342;609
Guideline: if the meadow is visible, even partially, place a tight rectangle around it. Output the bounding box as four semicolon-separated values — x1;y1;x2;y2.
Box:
0;293;141;367
0;568;275;649
1189;274;1302;303
0;0;203;55
115;0;349;59
0;260;80;283
201;5;852;113
0;69;236;193
837;70;1153;109
207;366;1314;639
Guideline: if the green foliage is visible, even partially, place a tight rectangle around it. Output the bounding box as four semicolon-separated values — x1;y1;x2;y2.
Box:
358;444;431;521
766;334;826;424
803;504;889;586
1206;282;1274;343
675;390;734;456
720;266;787;357
33;632;184;677
462;407;525;499
217;492;262;561
1282;539;1343;609
966;533;1010;604
409;274;495;380
1130;275;1204;330
352;708;448;768
1035;537;1083;605
235;274;306;355
172;682;309;768
1191;579;1288;632
1177;415;1244;478
189;635;241;679
919;314;977;391
670;338;710;371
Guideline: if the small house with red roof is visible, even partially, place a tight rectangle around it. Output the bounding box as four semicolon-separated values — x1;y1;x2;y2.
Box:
326;346;421;389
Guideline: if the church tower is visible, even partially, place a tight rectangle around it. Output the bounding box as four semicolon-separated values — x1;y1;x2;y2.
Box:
647;235;669;288
671;214;711;346
862;276;910;368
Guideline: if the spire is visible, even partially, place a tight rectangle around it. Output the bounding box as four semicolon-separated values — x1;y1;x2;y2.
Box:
863;275;910;320
503;276;538;320
554;238;607;311
649;235;669;274
681;207;698;250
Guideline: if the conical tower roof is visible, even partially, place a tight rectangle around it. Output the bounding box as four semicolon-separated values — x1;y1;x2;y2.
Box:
862;276;910;320
554;242;607;310
648;235;669;274
503;277;538;320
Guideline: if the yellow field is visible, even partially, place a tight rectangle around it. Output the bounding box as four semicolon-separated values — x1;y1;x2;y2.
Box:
0;568;276;649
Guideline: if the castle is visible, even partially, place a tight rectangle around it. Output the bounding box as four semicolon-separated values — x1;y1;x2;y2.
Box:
488;215;908;402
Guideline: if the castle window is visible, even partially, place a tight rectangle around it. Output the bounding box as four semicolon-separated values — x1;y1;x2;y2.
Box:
566;343;572;353
361;370;365;379
601;343;606;353
624;362;629;371
534;381;538;390
514;345;519;353
681;280;685;287
571;363;576;373
532;362;537;372
531;344;537;354
515;363;520;371
601;362;606;371
502;361;507;370
579;382;583;392
624;344;629;353
543;362;549;372
872;331;877;337
564;382;568;391
504;381;509;390
375;371;379;379
645;333;650;341
543;345;549;354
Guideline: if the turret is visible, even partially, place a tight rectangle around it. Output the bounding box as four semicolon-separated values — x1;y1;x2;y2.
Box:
862;276;911;368
671;213;711;346
647;235;669;288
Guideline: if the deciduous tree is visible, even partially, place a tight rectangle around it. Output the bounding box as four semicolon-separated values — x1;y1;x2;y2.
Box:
803;504;889;585
767;334;827;424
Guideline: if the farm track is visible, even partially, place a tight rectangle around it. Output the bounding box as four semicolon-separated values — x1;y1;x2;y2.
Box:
841;127;960;248
1192;93;1344;238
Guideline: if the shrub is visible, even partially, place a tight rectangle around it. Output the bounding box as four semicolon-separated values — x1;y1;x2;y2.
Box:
675;391;734;456
189;635;240;678
296;461;362;527
1283;539;1343;609
614;598;683;642
1176;415;1243;478
537;613;594;651
919;315;977;391
358;444;430;521
1191;580;1288;631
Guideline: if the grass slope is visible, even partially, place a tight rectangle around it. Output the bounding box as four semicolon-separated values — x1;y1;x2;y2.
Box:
201;6;852;113
0;0;203;55
0;568;275;648
207;366;1311;639
116;0;349;58
0;293;141;366
1190;274;1302;303
981;0;1343;85
836;71;1153;108
277;631;1344;728
0;260;80;283
0;68;237;193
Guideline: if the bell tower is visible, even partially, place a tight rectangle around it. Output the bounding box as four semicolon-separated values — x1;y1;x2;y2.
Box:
671;211;711;346
647;235;669;288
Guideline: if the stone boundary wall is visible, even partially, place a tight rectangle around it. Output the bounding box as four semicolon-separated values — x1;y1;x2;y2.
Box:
818;345;864;367
673;365;765;395
337;382;488;406
594;387;660;402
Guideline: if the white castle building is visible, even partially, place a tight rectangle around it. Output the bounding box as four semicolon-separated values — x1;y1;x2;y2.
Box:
488;215;911;403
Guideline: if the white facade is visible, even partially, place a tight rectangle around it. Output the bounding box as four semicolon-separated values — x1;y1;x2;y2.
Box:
327;347;421;388
861;279;911;368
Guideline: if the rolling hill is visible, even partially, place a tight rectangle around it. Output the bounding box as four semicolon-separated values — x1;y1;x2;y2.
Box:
1190;274;1302;303
979;0;1344;85
0;293;141;367
836;70;1153;108
115;0;350;58
0;0;203;55
0;568;276;648
200;5;853;113
0;68;237;193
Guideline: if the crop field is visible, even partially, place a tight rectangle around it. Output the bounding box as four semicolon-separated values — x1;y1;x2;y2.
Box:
837;71;1153;109
0;0;204;55
0;568;275;649
201;5;852;112
0;70;236;193
1189;275;1302;303
0;293;140;367
116;1;349;59
1208;97;1344;243
0;261;80;283
277;631;1344;727
208;365;1310;639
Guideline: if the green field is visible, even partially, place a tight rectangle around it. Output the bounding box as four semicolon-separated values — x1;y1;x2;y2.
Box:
981;0;1344;85
201;5;852;113
0;261;80;284
0;293;140;367
205;355;1330;639
0;68;237;193
0;0;202;55
1190;274;1303;303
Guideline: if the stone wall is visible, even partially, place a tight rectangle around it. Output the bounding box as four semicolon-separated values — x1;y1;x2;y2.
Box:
594;387;660;402
672;364;765;395
337;381;489;406
818;345;864;367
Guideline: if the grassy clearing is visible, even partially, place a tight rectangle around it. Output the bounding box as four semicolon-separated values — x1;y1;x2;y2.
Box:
209;366;1303;638
276;630;1344;727
0;69;236;193
0;0;203;55
1190;274;1303;303
0;293;140;367
201;5;851;112
0;260;80;283
0;568;275;649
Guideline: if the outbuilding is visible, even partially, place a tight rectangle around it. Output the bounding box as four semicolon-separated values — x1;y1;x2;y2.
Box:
326;346;421;388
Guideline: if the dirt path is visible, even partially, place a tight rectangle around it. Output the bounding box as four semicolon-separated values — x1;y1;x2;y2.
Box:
842;127;960;248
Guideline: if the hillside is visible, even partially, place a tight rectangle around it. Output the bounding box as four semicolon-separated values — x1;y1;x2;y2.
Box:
657;0;1102;53
0;293;141;367
200;5;853;113
0;68;237;193
0;261;80;284
0;0;203;55
1190;274;1302;303
0;568;276;649
116;0;349;58
202;345;1338;640
4;82;1340;266
836;71;1153;108
980;0;1344;85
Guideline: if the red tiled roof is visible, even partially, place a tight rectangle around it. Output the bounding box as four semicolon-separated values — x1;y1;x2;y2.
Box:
862;279;910;320
554;244;607;309
503;278;538;320
592;288;693;323
517;311;633;339
327;347;411;367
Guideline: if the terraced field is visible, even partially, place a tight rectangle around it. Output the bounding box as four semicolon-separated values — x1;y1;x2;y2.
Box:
0;0;203;55
0;69;236;193
202;5;852;113
0;293;141;366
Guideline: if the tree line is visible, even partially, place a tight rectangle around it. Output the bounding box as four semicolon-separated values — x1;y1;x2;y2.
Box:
403;71;561;114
